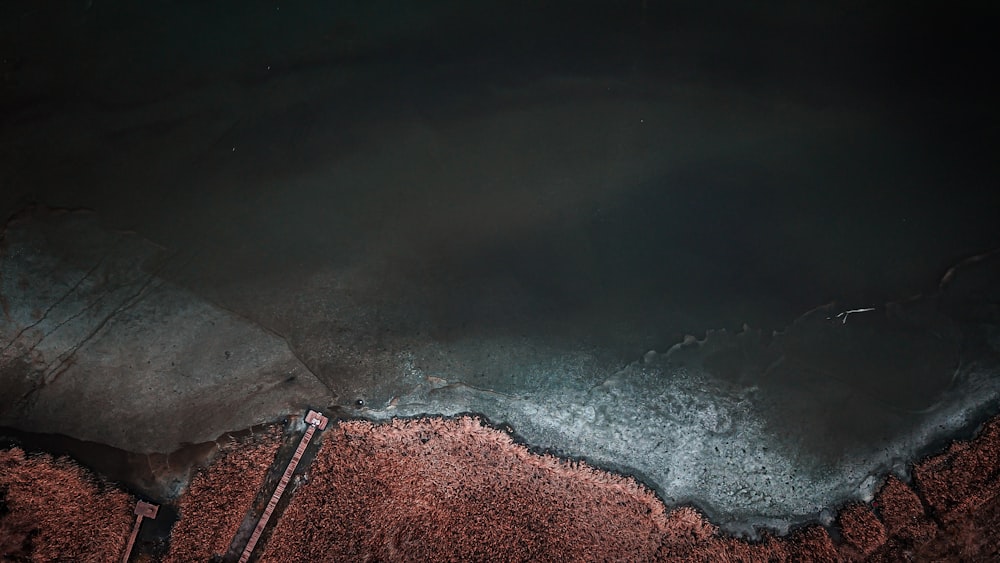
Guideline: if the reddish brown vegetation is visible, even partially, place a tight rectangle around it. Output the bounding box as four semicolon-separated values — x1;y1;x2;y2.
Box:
164;427;283;562
872;476;935;547
256;417;837;562
266;416;671;562
905;416;1000;561
0;447;134;561
259;415;1000;562
837;504;887;559
913;416;1000;522
822;417;1000;561
654;507;839;562
6;414;1000;561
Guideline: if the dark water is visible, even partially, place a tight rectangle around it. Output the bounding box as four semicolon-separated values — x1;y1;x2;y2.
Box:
2;0;999;533
3;2;997;342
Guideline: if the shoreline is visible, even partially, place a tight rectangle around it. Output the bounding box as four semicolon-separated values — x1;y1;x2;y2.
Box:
3;410;999;561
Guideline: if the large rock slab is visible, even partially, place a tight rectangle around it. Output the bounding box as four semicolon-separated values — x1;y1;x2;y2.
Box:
0;208;334;453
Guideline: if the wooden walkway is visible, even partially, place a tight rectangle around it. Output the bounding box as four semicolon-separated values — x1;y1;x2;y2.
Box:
120;500;158;563
236;410;328;563
114;409;331;562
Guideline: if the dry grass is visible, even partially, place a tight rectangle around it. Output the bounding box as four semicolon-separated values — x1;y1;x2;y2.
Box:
164;426;283;562
5;413;1000;561
0;447;134;561
262;417;837;562
265;416;668;561
258;415;1000;562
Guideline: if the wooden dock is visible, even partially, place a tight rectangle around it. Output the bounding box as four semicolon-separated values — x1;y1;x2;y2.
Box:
235;410;328;563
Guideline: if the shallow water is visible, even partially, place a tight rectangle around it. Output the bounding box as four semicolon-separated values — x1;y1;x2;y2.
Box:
2;0;999;536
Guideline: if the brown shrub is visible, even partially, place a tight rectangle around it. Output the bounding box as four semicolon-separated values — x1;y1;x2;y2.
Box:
0;447;134;561
873;476;935;546
266;416;670;562
155;408;1000;562
165;426;283;562
837;503;886;559
913;417;1000;523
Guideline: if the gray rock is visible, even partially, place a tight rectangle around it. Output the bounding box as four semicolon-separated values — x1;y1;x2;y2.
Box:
0;208;334;452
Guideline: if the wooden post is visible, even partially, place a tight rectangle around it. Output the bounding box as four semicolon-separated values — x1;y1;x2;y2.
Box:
121;500;158;563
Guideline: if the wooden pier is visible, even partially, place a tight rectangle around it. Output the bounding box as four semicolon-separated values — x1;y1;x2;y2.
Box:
236;410;328;563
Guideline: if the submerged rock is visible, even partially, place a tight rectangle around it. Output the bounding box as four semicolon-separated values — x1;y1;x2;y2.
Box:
0;207;335;453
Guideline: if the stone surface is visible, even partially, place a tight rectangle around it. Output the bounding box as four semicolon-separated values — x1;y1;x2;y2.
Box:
0;208;335;453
